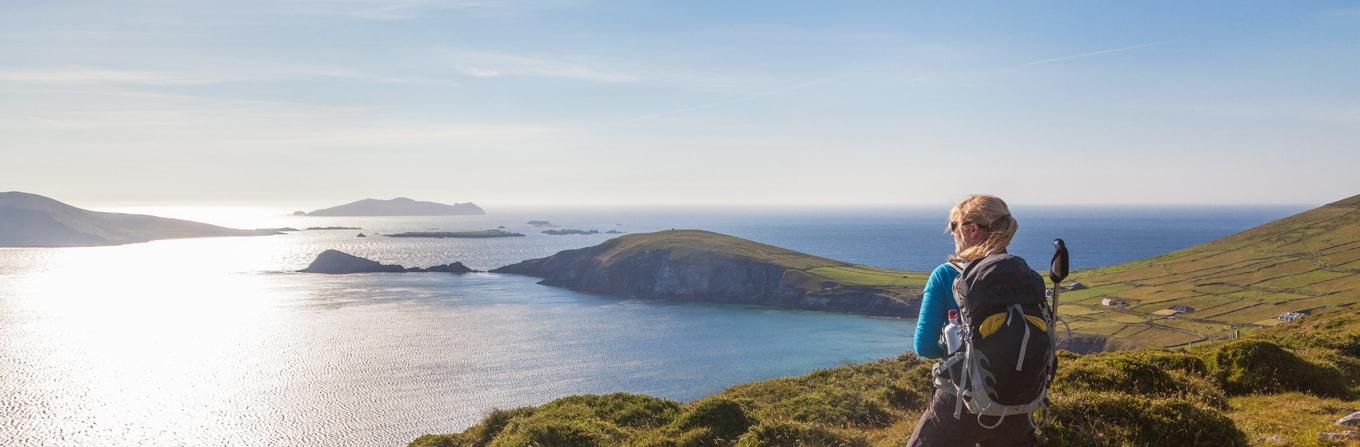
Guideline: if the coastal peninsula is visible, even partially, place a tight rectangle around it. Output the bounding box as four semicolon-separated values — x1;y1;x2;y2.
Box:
0;191;279;247
492;229;925;317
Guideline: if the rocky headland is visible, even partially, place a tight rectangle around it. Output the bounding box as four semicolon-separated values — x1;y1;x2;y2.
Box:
491;229;923;317
299;249;475;274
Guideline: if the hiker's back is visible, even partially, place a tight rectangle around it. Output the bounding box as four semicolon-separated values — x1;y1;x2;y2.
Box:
953;254;1051;408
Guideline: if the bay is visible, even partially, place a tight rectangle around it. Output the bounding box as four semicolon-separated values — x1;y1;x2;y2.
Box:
0;205;1304;446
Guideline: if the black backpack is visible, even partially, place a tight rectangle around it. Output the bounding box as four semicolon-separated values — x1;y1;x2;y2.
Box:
932;253;1056;428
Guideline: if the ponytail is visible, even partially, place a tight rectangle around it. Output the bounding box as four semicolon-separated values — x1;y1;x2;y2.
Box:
948;195;1018;263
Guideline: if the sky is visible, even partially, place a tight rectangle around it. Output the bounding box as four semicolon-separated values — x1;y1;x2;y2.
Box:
2;1;1358;208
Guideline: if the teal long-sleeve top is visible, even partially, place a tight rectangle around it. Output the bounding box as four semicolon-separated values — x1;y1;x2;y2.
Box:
913;263;960;359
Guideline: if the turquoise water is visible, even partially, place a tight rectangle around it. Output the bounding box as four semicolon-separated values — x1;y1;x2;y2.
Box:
0;205;1304;446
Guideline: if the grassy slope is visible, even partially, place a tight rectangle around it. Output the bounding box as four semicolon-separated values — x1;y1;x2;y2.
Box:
411;302;1360;447
586;229;929;301
1057;194;1360;348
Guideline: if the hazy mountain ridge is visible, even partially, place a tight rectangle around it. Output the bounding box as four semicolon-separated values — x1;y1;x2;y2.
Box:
305;197;485;216
0;191;278;247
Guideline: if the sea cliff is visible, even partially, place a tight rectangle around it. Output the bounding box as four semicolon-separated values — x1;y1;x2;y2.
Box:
492;229;925;317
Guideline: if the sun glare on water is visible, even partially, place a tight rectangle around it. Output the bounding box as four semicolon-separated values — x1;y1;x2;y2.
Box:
2;235;300;444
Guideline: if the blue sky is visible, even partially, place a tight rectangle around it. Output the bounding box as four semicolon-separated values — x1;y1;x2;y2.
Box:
2;1;1357;207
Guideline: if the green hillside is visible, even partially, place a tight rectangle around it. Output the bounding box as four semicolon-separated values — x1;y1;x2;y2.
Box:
411;301;1360;447
1057;194;1360;349
511;228;935;304
586;229;930;288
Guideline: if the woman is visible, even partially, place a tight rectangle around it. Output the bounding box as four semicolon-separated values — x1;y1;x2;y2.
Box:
906;194;1037;447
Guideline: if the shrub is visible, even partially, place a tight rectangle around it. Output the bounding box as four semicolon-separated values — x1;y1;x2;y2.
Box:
1207;339;1350;397
1053;350;1226;409
731;421;868;447
409;434;471;447
538;393;683;429
1037;391;1248;447
771;390;892;428
486;417;626;447
465;407;535;445
669;398;753;443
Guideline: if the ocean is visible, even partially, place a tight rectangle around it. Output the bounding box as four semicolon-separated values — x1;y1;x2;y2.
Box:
0;205;1305;446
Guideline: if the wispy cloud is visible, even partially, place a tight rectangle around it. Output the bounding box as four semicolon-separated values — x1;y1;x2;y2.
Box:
0;68;209;84
1019;40;1179;67
452;52;644;83
314;70;460;86
274;0;505;20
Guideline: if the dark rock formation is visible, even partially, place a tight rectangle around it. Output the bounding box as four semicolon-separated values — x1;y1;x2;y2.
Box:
305;197;484;216
407;262;474;273
299;249;476;274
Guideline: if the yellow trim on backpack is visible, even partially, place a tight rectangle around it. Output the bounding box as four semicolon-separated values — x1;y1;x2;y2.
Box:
977;312;1050;338
978;313;1007;338
1025;315;1049;333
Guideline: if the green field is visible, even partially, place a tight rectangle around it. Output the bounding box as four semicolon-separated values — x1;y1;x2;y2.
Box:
1060;194;1360;348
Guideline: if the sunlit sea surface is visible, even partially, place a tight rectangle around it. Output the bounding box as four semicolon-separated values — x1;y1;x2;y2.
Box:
0;205;1304;446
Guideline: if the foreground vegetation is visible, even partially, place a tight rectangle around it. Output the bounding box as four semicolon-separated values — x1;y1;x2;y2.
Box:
411;303;1360;446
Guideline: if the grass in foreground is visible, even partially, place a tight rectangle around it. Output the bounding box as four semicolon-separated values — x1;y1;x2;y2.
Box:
410;304;1360;447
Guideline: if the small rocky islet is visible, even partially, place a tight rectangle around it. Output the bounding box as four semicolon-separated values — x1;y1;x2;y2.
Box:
299;249;474;274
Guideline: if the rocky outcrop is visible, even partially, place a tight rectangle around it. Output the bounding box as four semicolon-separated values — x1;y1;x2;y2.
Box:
491;231;919;317
300;249;474;274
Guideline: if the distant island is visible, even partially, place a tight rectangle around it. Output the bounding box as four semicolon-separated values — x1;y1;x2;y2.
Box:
302;197;485;216
386;230;524;238
492;229;925;317
299;249;474;274
304;226;361;230
526;220;557;227
0;191;280;247
542;229;599;235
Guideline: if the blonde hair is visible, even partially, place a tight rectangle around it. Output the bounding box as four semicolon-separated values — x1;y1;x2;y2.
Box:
948;195;1018;262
